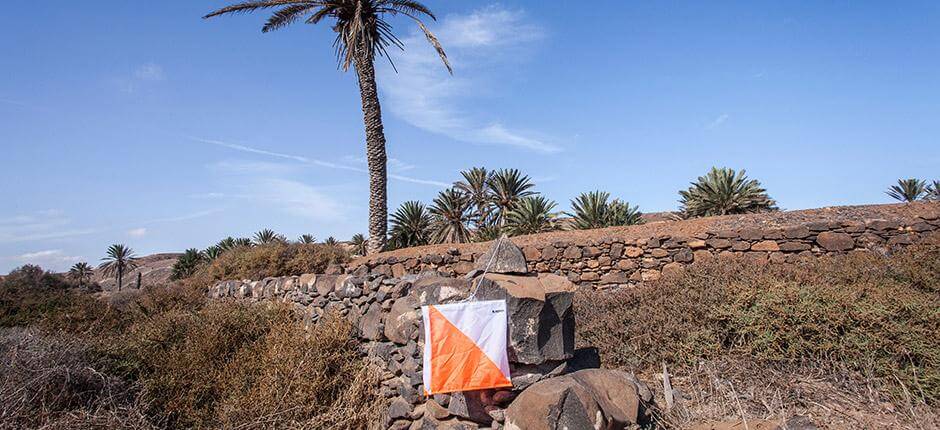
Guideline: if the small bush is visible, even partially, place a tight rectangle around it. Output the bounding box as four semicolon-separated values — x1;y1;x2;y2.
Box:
576;241;940;404
191;243;348;286
0;265;86;328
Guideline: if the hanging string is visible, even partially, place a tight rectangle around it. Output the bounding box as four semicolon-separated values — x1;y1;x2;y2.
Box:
460;235;505;303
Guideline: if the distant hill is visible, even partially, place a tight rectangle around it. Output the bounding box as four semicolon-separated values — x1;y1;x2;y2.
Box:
93;253;180;291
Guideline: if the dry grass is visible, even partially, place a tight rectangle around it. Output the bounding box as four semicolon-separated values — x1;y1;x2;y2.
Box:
189;243;348;287
0;276;383;429
576;239;940;428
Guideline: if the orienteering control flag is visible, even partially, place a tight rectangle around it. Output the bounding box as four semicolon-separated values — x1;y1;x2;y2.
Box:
421;300;512;395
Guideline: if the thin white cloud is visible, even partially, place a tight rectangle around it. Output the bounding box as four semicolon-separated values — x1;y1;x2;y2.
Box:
705;114;730;130
10;249;83;270
135;63;165;81
249;178;347;221
0;210;97;244
195;137;448;186
379;6;560;153
127;228;147;238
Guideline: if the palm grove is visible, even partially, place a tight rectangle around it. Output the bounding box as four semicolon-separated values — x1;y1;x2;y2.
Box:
196;1;933;257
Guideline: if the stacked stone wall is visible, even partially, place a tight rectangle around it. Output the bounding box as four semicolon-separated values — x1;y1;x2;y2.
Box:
353;213;940;288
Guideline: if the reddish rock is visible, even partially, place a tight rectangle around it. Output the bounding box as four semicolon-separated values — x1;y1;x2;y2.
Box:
391;263;406;278
779;241;811;252
522;246;541;261
750;240;780;252
563;246;582;259
688;239;707;249
541;246;558;260
624;247;644;258
693;250;713;263
609;243;624;258
640;270;661;282
600;272;631;285
731;241;751;251
661;262;684;277
580;272;600;282
650;248;669;258
739;228;763;241
616;259;637;271
783;226;811;239
582;247;602;258
816;232;854;251
706;238;732;249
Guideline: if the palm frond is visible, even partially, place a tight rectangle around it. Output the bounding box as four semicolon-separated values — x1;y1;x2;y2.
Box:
429;188;473;244
506;196;558;236
679;167;777;218
886;178;928;203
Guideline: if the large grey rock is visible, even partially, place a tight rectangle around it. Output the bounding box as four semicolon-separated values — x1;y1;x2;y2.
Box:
475;235;528;274
475;273;576;365
384;294;421;345
504;369;651;430
359;302;384;340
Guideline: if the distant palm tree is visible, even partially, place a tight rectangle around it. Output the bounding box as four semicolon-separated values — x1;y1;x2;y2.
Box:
324;236;339;246
253;229;286;245
205;0;451;255
454;167;492;227
99;244;138;292
388;201;431;249
927;180;940;201
171;248;205;280
679;167;777;218
298;234;317;244
506;196;558;236
350;233;367;256
474;224;503;242
429;188;473;244
203;246;222;261
887;178;928;202
569;191;611;230
607;199;643;227
487;169;536;226
68;262;94;288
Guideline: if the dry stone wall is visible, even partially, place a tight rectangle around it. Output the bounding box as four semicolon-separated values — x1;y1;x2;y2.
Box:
351;212;940;289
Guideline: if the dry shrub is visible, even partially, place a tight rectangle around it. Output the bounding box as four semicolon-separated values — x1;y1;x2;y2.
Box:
0;265;79;328
0;327;149;429
576;242;940;405
218;314;385;429
116;302;382;429
189;243;348;287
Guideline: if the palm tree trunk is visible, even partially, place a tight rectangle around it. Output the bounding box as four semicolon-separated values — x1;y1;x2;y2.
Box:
117;268;123;292
353;47;388;255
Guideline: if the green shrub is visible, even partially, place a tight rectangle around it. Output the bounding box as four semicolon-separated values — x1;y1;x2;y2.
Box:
576;241;940;404
0;265;84;328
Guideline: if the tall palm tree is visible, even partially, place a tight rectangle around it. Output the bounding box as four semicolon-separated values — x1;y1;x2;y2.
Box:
388;200;431;249
68;262;94;288
253;229;286;245
429;188;473;244
506;196;558;236
350;233;368;256
886;178;928;202
454;167;492;227
205;1;451;255
487;169;536;226
679;167;777;218
99;244;138;292
298;234;317;244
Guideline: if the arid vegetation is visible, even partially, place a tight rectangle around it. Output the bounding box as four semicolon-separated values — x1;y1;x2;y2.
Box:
577;237;940;428
0;269;383;429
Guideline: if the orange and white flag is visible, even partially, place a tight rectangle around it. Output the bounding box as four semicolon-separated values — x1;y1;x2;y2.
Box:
422;300;512;395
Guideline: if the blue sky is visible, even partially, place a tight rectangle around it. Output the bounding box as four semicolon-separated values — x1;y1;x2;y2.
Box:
1;1;938;272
